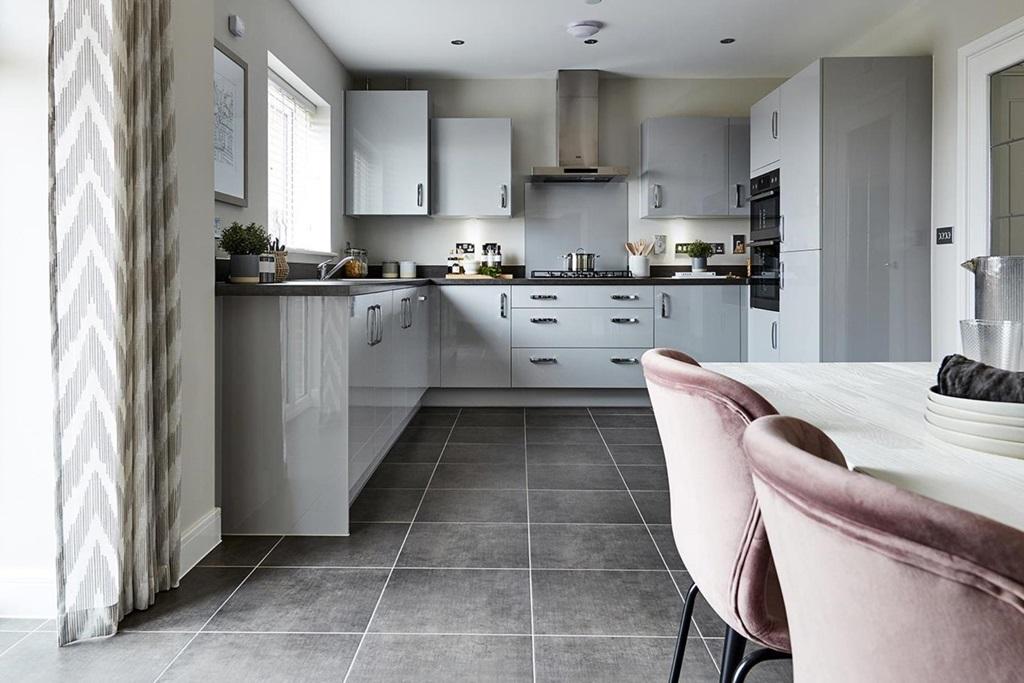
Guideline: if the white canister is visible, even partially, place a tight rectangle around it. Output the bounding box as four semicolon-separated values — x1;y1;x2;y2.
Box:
628;255;650;278
400;261;417;278
462;259;479;275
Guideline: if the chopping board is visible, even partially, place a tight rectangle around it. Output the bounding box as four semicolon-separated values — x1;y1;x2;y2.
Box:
445;274;514;279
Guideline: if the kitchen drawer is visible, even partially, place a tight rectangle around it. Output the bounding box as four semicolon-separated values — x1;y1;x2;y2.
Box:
512;285;654;309
512;348;647;388
512;308;654;348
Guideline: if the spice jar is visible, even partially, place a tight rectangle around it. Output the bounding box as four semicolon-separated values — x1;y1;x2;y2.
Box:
342;247;368;278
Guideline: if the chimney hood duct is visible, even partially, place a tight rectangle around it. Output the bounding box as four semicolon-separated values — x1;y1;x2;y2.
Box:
530;70;628;182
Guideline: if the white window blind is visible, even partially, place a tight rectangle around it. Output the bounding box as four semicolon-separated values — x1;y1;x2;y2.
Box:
268;69;325;251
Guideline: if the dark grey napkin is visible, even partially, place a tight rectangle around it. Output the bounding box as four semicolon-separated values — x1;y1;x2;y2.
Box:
937;354;1024;403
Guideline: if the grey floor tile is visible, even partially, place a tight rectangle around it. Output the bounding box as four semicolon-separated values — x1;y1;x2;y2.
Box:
632;491;672;523
416;489;528;523
671;572;726;637
448;425;524;444
198;535;281;567
0;632;26;654
649;525;686;570
384;441;445;464
525;406;590;414
589;406;653;415
456;411;525;427
119;567;250;631
530;524;665;569
397;426;452;443
532;569;681;636
440;442;525;464
0;618;45;632
263;525;408;567
607;443;666;465
370;569;531;634
162;633;360;681
600;428;662;445
592;413;658;428
528;464;625;490
619;465;669;490
525;413;596;428
529;490;642;524
429;462;525;489
526;443;613;465
0;631;191;682
408;411;459;427
526;427;602;444
207;568;388;633
349;488;424;522
399;523;529;568
535;635;718;683
461;407;525;414
348;634;533;682
364;463;435;488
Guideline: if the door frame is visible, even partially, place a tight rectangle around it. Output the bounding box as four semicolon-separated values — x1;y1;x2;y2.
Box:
957;15;1024;334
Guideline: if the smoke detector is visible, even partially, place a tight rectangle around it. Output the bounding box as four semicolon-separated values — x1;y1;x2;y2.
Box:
567;21;602;39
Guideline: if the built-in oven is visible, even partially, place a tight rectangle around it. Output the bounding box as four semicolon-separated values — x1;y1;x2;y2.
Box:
749;238;780;312
749;169;781;243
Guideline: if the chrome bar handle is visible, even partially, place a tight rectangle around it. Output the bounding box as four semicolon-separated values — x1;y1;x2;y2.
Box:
500;184;508;209
366;306;374;345
610;357;639;365
660;292;669;319
780;261;785;291
530;294;557;300
500;292;508;319
652;184;662;209
736;183;745;208
417;183;424;207
375;305;383;344
529;357;558;364
771;111;778;139
530;317;558;324
611;317;640;324
771;320;778;350
611;294;640;301
779;215;785;243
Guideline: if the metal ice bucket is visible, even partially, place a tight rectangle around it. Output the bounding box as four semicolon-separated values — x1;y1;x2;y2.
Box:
961;256;1024;322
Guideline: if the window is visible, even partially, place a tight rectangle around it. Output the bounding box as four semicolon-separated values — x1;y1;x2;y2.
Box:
267;61;330;252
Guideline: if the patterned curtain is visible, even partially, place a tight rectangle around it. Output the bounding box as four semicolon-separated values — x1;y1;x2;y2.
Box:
49;0;181;646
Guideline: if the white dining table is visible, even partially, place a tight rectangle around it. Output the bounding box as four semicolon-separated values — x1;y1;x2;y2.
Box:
705;362;1024;532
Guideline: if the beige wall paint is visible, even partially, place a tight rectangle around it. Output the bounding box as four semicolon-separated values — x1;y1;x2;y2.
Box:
835;0;1024;358
213;0;354;254
353;77;783;269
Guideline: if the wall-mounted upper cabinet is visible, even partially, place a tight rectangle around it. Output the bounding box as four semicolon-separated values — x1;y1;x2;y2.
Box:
432;118;512;217
750;88;781;174
346;91;429;216
639;116;750;218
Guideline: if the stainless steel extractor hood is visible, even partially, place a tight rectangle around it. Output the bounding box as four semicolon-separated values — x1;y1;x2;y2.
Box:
530;70;628;182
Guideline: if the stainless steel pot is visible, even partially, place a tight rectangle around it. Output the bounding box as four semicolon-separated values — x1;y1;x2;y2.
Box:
563;249;599;272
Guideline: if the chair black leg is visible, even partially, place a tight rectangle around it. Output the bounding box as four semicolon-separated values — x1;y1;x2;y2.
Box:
668;582;700;683
732;648;792;683
719;627;748;683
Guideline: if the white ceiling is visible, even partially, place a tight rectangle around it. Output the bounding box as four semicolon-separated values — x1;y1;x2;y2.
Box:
289;0;913;79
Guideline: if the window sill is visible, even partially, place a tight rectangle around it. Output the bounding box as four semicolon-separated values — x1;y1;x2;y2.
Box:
215;248;336;265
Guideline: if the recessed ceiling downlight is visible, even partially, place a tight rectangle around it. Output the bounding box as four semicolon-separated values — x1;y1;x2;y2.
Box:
451;39;465;45
584;38;598;45
567;21;602;39
584;0;603;4
720;37;736;44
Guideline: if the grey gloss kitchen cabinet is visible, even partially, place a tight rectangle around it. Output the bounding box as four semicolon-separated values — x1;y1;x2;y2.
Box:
640;116;750;218
750;88;781;174
654;286;742;362
432;118;512;217
440;285;512;387
346;90;429;216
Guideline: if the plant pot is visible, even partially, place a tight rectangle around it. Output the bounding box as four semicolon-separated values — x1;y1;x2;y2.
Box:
691;257;708;272
230;254;260;283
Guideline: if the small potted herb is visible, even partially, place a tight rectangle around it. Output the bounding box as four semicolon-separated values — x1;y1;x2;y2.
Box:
220;222;270;283
685;240;714;272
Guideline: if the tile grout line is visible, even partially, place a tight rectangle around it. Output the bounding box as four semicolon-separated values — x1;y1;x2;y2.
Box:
152;534;286;681
0;617;50;659
586;407;718;672
341;408;463;683
524;408;537;683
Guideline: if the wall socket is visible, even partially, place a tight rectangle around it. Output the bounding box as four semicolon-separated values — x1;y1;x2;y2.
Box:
455;242;475;254
675;242;726;255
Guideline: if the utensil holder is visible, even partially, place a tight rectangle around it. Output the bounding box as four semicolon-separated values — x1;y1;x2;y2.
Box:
628;255;650;277
274;251;289;283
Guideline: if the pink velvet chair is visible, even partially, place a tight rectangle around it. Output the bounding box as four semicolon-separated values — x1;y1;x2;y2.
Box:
742;415;1024;682
642;348;790;683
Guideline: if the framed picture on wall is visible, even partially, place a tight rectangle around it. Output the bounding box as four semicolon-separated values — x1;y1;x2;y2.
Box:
213;41;247;206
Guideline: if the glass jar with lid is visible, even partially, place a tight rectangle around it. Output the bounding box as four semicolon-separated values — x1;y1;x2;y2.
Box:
342;247;368;278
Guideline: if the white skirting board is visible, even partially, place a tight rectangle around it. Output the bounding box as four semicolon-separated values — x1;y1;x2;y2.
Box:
0;571;56;619
180;507;221;576
422;387;651;407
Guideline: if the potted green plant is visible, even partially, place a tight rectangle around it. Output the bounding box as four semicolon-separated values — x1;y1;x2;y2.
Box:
685;240;714;272
220;222;270;283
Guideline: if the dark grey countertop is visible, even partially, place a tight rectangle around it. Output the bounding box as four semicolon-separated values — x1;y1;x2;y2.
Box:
216;275;747;296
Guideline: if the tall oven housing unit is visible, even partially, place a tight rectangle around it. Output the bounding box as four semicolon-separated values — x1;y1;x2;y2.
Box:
747;56;933;362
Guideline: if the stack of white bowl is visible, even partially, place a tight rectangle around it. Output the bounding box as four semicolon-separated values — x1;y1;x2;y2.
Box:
925;387;1024;459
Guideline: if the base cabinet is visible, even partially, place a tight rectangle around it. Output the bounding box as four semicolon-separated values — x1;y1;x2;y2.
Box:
440;286;512;387
654;286;742;361
512;349;647;388
747;307;780;362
